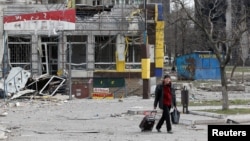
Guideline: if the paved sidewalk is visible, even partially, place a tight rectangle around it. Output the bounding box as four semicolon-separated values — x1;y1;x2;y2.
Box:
129;102;250;125
178;105;250;125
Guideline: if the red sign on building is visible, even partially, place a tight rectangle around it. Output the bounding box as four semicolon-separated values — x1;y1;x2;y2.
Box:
4;9;76;31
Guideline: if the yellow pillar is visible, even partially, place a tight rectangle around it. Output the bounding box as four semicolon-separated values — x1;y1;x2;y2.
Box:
116;60;125;72
141;58;150;79
155;21;164;68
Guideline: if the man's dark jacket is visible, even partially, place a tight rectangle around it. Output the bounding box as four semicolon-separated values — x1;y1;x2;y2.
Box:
154;83;176;109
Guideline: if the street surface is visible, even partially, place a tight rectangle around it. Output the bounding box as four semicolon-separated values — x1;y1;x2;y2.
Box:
0;93;249;141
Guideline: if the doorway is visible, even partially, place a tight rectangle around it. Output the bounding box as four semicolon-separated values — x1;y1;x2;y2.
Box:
41;43;58;75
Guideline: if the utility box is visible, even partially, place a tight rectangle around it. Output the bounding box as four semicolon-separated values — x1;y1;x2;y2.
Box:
176;51;221;80
72;82;90;99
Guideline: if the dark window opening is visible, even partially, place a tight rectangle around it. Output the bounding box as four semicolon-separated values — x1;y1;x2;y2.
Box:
41;36;59;42
95;35;116;69
66;35;87;70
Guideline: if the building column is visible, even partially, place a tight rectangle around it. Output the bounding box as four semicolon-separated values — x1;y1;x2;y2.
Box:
58;32;67;71
31;35;41;75
87;34;95;71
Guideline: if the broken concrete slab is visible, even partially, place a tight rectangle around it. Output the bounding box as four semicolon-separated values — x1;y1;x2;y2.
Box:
10;89;35;100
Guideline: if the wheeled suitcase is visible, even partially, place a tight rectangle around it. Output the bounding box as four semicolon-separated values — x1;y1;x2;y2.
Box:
139;111;157;132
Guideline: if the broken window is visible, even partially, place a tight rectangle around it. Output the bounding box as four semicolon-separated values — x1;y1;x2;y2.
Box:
48;0;65;4
67;35;87;70
8;36;31;70
94;35;142;70
125;36;142;69
95;35;116;69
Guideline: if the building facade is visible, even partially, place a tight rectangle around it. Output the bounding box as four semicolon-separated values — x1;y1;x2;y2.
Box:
0;0;166;97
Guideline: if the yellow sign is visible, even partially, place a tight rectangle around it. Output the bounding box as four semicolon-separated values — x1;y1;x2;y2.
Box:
199;54;216;58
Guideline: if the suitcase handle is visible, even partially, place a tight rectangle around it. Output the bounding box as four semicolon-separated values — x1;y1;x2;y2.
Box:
150;110;157;117
151;110;157;114
144;110;157;116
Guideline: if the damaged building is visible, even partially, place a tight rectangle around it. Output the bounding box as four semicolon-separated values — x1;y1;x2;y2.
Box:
0;0;166;99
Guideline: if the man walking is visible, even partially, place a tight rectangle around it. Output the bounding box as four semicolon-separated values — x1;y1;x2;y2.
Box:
154;74;176;133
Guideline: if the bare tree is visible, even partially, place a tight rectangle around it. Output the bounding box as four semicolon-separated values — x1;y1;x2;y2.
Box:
228;0;250;82
164;1;198;70
240;30;249;82
171;5;196;55
173;0;248;110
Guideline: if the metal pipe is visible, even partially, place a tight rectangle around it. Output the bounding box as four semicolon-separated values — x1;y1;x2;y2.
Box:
68;41;72;100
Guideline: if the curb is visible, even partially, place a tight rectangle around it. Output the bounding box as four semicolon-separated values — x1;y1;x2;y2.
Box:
127;109;250;125
188;110;225;119
185;110;250;125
